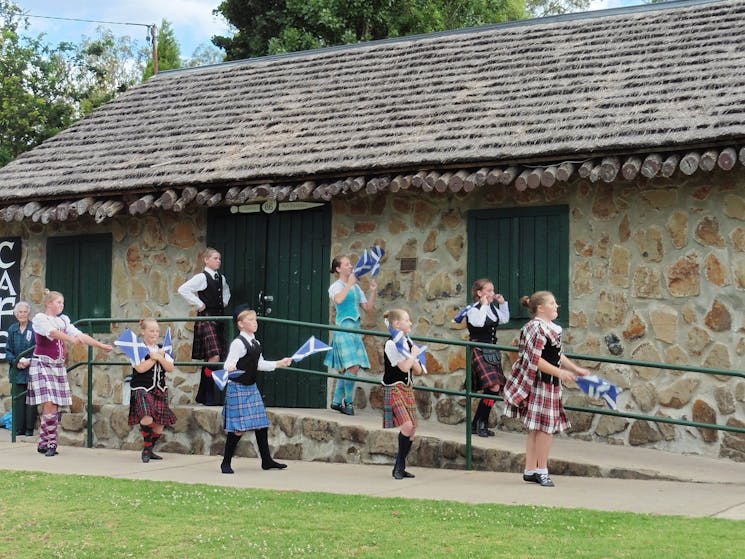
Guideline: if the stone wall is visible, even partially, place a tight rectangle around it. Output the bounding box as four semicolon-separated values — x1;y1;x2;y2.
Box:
330;171;745;462
2;168;745;461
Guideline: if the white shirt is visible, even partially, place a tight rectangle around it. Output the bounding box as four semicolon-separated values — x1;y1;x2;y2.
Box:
224;332;277;372
466;302;510;327
177;267;231;309
32;312;82;339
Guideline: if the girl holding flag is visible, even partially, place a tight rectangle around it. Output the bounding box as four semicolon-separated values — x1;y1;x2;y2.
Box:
27;290;113;457
324;255;377;416
127;318;177;463
465;278;509;437
382;308;425;480
503;291;589;487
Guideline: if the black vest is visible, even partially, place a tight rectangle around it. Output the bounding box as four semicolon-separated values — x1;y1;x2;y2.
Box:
130;344;167;392
198;271;224;315
539;338;562;385
466;303;500;344
232;336;261;386
382;339;412;385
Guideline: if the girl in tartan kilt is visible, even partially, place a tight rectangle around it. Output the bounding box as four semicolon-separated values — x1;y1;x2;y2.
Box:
382;309;425;480
220;305;292;474
324;255;377;416
128;318;177;463
465;278;510;437
503;291;589;487
27;290;113;457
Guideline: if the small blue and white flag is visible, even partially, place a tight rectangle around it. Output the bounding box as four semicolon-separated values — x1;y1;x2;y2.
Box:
388;326;428;373
211;369;245;391
369;245;384;277
163;327;174;359
575;375;621;410
452;304;473;324
353;250;373;277
114;329;149;366
291;336;332;362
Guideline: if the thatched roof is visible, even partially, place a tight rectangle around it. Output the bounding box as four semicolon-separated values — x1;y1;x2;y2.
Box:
1;0;745;209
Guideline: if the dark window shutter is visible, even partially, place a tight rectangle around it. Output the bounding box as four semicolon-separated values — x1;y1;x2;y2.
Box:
467;206;569;327
46;234;112;333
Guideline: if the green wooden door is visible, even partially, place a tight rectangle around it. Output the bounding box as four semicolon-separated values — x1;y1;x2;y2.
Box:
208;203;331;407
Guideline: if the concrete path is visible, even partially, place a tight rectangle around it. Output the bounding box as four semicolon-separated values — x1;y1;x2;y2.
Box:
2;416;744;520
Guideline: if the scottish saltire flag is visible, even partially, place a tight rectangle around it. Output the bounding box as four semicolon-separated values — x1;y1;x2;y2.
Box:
452;304;473;324
114;329;149;366
163;327;174;359
368;246;385;277
291;336;332;362
353;250;373;277
575;375;621;410
211;369;245;391
388;326;428;373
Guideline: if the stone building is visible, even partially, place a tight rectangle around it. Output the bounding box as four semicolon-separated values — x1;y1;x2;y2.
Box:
1;0;744;462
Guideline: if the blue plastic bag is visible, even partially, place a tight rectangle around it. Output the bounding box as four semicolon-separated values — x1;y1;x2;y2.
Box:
0;411;12;430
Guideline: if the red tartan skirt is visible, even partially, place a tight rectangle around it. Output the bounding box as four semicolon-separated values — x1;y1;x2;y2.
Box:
504;375;569;434
471;348;506;391
383;383;417;429
191;320;226;360
128;388;177;427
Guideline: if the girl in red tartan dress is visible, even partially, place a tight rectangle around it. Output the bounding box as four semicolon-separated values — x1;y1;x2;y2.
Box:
503;291;589;487
382;309;425;480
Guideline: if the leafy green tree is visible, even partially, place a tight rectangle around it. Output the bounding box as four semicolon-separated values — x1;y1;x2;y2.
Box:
212;0;526;59
0;1;77;166
71;27;149;114
143;20;182;79
212;0;591;60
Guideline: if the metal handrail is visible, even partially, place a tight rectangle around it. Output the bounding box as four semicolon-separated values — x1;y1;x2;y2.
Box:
10;314;745;470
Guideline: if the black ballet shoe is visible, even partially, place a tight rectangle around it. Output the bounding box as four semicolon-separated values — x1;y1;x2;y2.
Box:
262;460;287;470
221;464;234;474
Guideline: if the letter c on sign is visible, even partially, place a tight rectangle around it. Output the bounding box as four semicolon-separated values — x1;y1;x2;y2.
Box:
0;241;16;269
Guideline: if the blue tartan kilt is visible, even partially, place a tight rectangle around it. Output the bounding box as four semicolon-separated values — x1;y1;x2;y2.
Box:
324;320;370;370
223;382;270;432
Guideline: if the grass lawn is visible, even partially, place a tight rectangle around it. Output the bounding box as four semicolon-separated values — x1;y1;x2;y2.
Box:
0;470;742;559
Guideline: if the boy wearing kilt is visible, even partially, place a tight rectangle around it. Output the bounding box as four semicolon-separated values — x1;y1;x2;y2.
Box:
382;309;425;480
503;291;589;487
128;318;177;463
220;305;292;474
28;290;112;457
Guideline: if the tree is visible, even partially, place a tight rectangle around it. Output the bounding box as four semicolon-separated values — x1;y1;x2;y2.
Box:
143;20;182;80
185;43;225;68
71;27;149;114
0;1;78;166
212;0;525;60
212;0;591;60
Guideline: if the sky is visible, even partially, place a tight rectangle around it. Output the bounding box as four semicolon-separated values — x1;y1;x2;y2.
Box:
14;0;643;61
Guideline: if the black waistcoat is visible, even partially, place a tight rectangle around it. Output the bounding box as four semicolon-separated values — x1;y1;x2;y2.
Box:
232;336;261;386
466;303;500;343
198;271;224;315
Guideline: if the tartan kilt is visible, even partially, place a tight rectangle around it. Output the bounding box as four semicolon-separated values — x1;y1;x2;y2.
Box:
26;355;71;406
128;388;177;426
383;383;417;429
505;377;569;434
472;348;506;392
323;321;370;370
223;382;270;432
192;320;225;360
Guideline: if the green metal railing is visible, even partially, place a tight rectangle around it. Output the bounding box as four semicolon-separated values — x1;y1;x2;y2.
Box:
8;314;745;469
